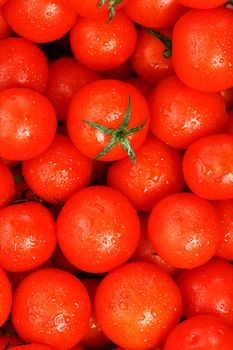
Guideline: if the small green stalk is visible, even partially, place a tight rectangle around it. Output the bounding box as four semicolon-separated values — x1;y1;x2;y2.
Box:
98;0;124;23
147;28;172;58
82;96;145;164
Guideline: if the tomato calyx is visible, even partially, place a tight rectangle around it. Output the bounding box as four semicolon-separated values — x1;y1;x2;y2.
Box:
147;28;172;58
98;0;124;23
82;96;145;164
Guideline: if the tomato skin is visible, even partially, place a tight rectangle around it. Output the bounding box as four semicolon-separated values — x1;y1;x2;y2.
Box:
94;261;182;349
125;78;153;98
67;79;150;162
0;334;23;350
57;186;140;273
103;60;133;80
0;88;57;161
0;7;13;40
0;161;15;208
81;279;110;349
52;246;78;274
0;267;12;327
164;315;233;350
3;0;77;43
70;12;137;71
221;87;233;111
224;110;233;135
172;8;233;92
131;28;173;85
22;134;92;204
176;0;226;9
12;269;91;349
107;134;185;212
10;345;55;350
123;0;186;28
148;193;221;269
0;38;48;93
44;57;101;121
149;75;228;149
176;259;233;326
183;134;233;200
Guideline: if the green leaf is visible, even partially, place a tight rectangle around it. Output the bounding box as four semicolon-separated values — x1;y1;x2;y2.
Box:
82;120;113;135
127;121;146;135
120;96;131;129
95;137;117;160
119;138;136;164
147;28;172;58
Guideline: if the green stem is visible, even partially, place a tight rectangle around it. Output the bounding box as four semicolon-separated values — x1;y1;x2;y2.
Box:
98;0;124;22
147;28;172;58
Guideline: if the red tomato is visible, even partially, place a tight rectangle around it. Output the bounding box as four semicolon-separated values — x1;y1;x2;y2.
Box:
10;345;55;350
131;28;173;85
225;110;233;135
67;79;150;163
176;0;226;9
164;315;233;350
107;134;185;212
183;134;233;200
103;61;133;80
0;161;15;207
213;200;233;261
3;0;77;43
44;57;101;121
52;246;78;274
81;279;110;349
172;8;233;92
0;202;56;272
0;334;23;350
0;267;12;326
148;193;221;269
0;158;19;170
221;87;233;111
57;186;140;273
12;269;91;349
123;0;186;28
70;12;137;71
0;38;48;92
0;88;57;161
94;261;182;349
125;78;153;98
69;345;85;350
149;75;228;149
0;7;12;40
177;259;233;326
22;134;92;204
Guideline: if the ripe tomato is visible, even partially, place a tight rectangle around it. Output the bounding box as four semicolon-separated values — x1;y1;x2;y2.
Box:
221;87;233;111
57;186;140;273
149;75;228;149
10;345;55;350
225;110;233;134
131;28;173;85
176;0;226;9
164;315;233;350
107;134;185;212
22;134;92;204
44;57;101;121
0;7;13;40
123;0;186;28
67;79;150;163
52;246;78;274
183;134;233;200
0;88;57;161
0;38;48;93
3;0;77;43
0;161;15;208
70;11;137;71
125;78;153;98
0;267;12;326
12;269;91;349
0;202;56;272
177;258;233;326
103;60;133;80
81;279;110;349
0;334;23;350
148;193;221;269
172;8;233;92
94;261;182;349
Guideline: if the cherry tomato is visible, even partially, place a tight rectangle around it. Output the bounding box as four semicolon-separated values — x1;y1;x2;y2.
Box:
0;7;12;40
0;38;48;92
3;0;77;43
183;134;233;200
107;134;185;212
176;0;226;9
44;57;101;121
224;110;233;134
103;60;133;80
94;261;182;349
67;79;150;163
164;315;233;350
52;245;78;274
10;345;55;350
0;158;19;170
0;267;12;326
0;161;15;207
12;269;91;349
125;78;153;98
149;75;228;149
221;87;233;111
0;334;23;350
123;0;186;28
22;134;92;204
57;186;140;273
148;193;221;269
70;11;137;71
0;88;57;161
81;279;110;349
177;258;233;326
131;28;173;85
172;8;233;92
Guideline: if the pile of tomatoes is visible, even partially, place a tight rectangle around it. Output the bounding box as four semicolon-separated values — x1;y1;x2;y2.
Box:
0;0;233;349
